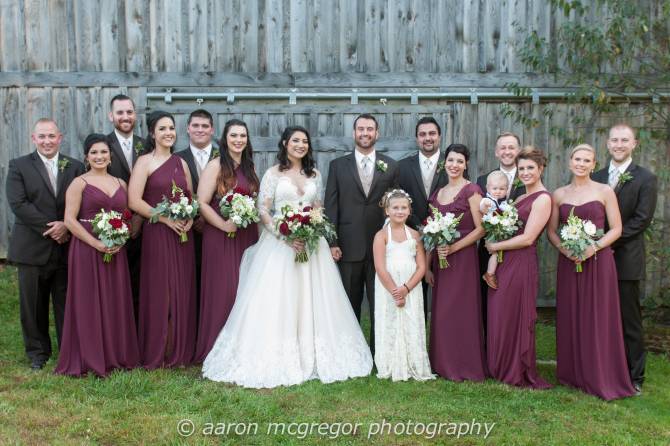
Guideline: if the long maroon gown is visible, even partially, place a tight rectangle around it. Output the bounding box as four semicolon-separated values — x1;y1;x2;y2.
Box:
429;182;487;381
55;181;139;377
487;190;552;389
138;155;197;369
193;169;259;363
556;201;635;400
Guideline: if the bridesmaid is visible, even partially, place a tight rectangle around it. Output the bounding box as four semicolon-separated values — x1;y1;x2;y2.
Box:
129;111;197;369
193;119;260;363
55;134;139;377
548;144;636;400
426;144;487;381
485;146;552;390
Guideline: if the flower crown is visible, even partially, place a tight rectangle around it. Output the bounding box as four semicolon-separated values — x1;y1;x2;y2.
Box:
381;188;413;207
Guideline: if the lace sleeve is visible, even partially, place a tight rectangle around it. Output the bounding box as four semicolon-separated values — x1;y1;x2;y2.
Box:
258;167;279;233
313;169;324;208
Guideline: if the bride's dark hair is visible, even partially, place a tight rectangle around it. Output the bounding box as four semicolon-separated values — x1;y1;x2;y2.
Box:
277;126;316;178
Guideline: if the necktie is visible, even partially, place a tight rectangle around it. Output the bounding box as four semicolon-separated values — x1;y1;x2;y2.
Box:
608;168;619;189
122;140;133;168
424;158;432;173
362;156;371;177
423;159;433;196
196;151;207;176
45;159;57;194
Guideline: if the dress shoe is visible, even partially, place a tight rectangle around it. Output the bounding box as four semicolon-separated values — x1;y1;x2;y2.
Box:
30;359;46;370
633;383;642;396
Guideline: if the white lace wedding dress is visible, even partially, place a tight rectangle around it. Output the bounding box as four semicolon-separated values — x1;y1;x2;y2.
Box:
202;166;373;388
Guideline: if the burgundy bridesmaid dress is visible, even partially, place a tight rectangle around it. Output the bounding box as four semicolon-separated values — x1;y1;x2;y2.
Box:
138;155;197;369
487;191;552;389
556;201;635;400
428;183;487;381
194;169;259;363
55;181;139;377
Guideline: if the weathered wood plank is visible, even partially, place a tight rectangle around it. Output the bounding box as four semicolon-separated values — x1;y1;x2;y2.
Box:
289;0;308;71
0;0;25;71
339;0;358;71
99;0;120;71
124;0;147;71
24;0;50;70
263;0;284;72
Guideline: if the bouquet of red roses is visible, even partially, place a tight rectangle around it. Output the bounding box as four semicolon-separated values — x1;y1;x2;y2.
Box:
274;204;337;263
86;208;133;263
150;180;200;242
219;186;260;238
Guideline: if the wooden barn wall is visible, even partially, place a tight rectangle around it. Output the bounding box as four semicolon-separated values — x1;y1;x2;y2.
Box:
0;0;667;304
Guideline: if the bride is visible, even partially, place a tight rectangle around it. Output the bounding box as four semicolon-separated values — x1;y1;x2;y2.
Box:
202;126;373;388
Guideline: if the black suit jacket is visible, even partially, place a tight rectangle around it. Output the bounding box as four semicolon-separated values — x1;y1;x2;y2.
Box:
325;152;398;262
106;132;145;183
592;163;657;281
397;153;447;229
175;147;219;195
476;169;526;202
6;151;85;266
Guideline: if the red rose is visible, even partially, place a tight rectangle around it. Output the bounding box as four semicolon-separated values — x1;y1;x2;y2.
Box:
300;215;311;225
109;218;123;230
303;206;312;212
122;209;133;221
422;219;428;226
279;222;289;236
226;194;234;203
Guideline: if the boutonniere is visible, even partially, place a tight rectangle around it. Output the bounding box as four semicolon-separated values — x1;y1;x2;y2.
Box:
58;158;70;172
436;160;445;171
376;160;388;173
211;148;220;159
618;171;633;185
134;141;144;157
513;177;524;189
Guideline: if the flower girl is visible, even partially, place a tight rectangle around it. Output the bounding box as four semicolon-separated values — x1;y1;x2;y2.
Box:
372;189;434;381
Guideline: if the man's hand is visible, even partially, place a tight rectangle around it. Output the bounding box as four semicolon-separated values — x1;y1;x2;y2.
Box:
330;246;342;262
43;221;69;243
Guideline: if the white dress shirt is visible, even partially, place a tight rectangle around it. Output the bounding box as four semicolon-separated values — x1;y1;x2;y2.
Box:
608;157;633;188
115;130;134;168
190;144;212;173
37;151;59;179
354;149;376;176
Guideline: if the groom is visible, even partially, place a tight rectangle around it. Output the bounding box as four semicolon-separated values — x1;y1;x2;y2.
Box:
325;114;398;353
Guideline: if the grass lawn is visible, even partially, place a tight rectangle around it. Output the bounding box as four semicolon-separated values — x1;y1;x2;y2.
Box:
0;265;668;445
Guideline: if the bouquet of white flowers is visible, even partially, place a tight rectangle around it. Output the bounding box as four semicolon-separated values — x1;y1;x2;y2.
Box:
150;180;200;242
85;208;132;263
219;186;260;238
274;204;337;263
559;207;604;272
421;205;463;269
481;200;523;263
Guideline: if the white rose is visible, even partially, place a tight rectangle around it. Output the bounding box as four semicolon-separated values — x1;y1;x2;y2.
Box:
232;215;242;225
583;221;597;237
490;216;500;225
185;205;193;214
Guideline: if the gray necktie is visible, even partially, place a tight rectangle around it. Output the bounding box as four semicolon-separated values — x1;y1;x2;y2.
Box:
122;140;133;168
45;159;57;194
608;168;619;189
423;159;433;196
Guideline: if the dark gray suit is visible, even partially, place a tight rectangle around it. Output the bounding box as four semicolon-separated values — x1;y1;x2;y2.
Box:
593;162;657;385
106;131;145;309
6;151;84;363
325;152;398;351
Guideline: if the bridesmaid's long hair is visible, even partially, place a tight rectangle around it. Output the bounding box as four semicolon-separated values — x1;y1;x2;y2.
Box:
277;126;317;178
145;110;176;153
444;143;471;180
216;119;260;196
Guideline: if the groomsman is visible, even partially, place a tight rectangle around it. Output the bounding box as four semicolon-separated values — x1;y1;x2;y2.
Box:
176;109;217;299
593;123;657;394
397;117;448;318
6;119;84;369
325;114;398;352
475;132;526;339
106;94;145;310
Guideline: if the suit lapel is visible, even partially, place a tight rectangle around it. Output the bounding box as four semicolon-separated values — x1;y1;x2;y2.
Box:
369;155;384;195
614;163;637;195
30;152;56;197
56;157;69;197
183;149;199;186
131;135;144;166
346;153;366;197
409;154;428;200
429;156;445;196
109;133;131;176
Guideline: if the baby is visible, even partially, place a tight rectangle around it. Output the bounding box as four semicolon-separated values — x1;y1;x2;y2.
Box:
479;170;509;289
